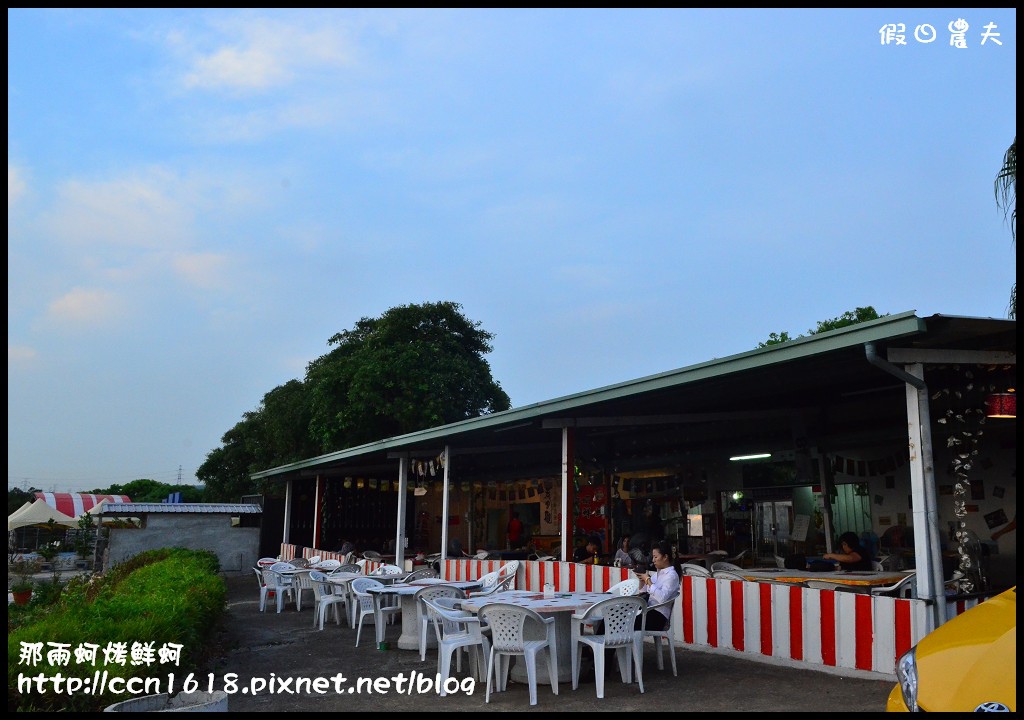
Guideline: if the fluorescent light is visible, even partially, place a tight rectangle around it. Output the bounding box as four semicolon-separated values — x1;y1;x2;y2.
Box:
729;453;772;462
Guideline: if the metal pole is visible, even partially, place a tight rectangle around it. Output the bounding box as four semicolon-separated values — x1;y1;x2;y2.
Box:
440;446;451;566
395;455;408;569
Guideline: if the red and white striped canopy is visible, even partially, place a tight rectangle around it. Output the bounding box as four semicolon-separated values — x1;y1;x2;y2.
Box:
34;492;132;519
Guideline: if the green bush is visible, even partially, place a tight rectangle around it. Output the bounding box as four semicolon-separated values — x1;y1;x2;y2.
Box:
8;548;226;712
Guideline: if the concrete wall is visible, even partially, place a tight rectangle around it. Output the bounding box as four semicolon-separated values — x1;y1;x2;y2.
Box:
105;514;259;573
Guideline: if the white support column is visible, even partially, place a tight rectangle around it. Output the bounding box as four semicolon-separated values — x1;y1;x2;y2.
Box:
312;474;322;550
440;446;451;565
395;455;408;568
904;363;944;630
561;428;570;562
282;479;293;546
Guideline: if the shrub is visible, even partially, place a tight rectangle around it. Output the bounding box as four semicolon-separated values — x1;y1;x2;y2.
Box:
8;548;226;712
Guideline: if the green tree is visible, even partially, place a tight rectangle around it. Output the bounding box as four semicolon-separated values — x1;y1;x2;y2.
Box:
197;417;266;502
197;380;318;501
306;301;511;451
758;307;884;348
197;300;511;498
8;486;41;516
995;136;1016;318
87;478;204;503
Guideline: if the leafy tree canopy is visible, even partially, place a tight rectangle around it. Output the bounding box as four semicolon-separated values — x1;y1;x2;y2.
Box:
87;478;205;503
758;307;885;348
198;301;511;501
8;486;41;516
306;301;511;450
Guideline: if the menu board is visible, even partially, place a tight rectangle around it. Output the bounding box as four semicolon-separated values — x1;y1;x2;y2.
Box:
791;514;810;542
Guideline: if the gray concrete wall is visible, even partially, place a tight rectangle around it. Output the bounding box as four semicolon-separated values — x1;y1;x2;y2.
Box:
105;515;259;573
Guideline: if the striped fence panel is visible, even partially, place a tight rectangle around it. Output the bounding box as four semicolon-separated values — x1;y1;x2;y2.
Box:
286;546;982;678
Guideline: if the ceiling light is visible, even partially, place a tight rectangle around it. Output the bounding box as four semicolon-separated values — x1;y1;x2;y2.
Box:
729;453;772;462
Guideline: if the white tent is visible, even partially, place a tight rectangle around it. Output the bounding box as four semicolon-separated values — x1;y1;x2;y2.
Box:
7;500;78;531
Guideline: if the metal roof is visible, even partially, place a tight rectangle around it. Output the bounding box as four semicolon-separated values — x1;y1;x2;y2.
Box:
98;503;262;515
250;311;1015;482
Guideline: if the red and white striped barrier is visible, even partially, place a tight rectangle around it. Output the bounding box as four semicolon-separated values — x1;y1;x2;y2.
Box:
288;548;984;678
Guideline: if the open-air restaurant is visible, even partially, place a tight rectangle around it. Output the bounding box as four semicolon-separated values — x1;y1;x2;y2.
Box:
248;313;1015;702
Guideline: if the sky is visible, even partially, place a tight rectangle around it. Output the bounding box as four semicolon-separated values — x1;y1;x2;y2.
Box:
7;9;1017;493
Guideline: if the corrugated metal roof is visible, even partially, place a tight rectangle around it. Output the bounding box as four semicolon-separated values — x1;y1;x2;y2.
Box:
249;311;1015;481
98;503;262;514
250;311;929;479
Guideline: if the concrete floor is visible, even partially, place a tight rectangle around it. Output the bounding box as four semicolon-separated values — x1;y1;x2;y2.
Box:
213;573;896;712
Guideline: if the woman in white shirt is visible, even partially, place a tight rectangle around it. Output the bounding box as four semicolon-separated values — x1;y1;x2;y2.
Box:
613;534;643;568
635;540;681;631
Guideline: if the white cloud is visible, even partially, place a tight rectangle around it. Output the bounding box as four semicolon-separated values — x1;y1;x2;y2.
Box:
8;164;26;208
179;16;356;92
48;172;193;251
46;287;124;328
8;344;37;364
172;252;231;289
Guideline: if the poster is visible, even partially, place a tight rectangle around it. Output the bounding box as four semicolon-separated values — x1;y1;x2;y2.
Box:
791;514;810;542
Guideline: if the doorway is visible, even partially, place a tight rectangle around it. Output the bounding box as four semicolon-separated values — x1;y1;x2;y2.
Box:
754;500;793;563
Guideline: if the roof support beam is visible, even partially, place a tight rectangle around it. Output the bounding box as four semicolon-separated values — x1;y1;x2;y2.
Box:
886;348;1016;365
542;410;802;429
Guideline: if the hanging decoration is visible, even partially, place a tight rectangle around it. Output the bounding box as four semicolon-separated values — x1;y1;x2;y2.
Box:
929;364;1012;594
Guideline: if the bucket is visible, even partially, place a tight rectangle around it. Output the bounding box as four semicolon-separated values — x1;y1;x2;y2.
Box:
104;691;228;712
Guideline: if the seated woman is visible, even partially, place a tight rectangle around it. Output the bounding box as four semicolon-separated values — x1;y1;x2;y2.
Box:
613;534;644;568
634;540;681;631
823;531;874;571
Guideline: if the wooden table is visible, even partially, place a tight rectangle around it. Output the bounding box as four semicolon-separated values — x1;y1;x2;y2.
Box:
462;589;610;684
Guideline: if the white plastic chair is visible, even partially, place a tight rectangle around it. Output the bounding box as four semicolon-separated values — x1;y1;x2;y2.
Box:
710;561;744;573
307;555;322;565
350;577;401;647
314;559;341;572
871;560;885;572
571;595;646;699
774;554;786;569
405;567;439;583
472;570;503;597
870;572;917;598
606;578;641;596
641;598;678;676
723;549;749;566
415;584;468;661
421;596;491;694
804;580;867;594
309;570;348;630
371;563;405;577
361;550;383;562
264;564;296;614
256;557;278;568
712;570;746;582
496;560;519;588
253;567;274;612
680;562;711;577
478;603;559;706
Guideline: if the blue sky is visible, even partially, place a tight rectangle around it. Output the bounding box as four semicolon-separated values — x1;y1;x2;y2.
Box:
7;9;1017;492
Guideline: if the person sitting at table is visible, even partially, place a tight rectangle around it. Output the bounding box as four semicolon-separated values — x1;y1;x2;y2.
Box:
583;539;681;677
823;531;874;571
634;540;681;631
573;535;602;563
613;534;644;568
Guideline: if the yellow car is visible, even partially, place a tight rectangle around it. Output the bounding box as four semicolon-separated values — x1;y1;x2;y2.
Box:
887;586;1016;712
